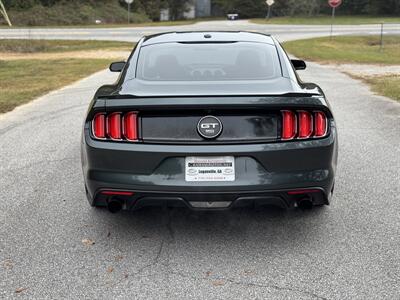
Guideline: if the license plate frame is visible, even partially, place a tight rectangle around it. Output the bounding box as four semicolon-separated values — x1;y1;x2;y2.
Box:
185;156;235;182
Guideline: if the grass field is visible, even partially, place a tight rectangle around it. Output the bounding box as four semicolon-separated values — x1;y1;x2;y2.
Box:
0;39;132;113
0;59;113;113
360;75;400;102
58;20;197;28
282;35;400;101
0;39;133;53
251;16;400;25
283;35;400;65
0;20;196;29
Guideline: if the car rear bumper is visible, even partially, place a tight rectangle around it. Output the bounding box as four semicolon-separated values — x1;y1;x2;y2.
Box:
89;187;331;210
81;126;338;210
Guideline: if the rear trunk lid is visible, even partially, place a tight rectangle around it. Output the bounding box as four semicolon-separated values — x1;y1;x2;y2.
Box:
102;96;329;144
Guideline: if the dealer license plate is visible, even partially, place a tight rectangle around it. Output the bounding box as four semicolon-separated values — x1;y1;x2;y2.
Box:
185;156;235;182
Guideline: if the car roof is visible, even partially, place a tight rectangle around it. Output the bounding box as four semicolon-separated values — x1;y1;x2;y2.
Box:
141;31;275;46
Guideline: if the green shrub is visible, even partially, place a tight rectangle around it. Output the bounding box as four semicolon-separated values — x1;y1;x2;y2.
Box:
2;1;150;26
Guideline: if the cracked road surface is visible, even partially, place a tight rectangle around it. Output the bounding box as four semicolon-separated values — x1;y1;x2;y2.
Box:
1;22;400;299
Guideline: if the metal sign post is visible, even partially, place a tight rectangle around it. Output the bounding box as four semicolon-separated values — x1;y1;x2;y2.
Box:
125;0;134;24
330;7;335;39
265;0;275;20
328;0;342;39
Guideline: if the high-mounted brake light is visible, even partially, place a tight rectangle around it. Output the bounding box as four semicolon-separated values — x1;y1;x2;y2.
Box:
314;111;327;137
123;112;138;141
298;111;313;139
281;110;297;140
93;113;106;139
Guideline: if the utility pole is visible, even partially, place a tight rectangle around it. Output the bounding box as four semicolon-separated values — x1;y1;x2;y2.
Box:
0;0;12;27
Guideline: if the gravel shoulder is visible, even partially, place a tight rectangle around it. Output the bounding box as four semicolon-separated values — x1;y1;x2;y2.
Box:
331;63;400;76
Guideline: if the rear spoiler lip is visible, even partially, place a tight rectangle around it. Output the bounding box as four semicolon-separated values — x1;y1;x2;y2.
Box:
98;92;321;100
99;95;330;114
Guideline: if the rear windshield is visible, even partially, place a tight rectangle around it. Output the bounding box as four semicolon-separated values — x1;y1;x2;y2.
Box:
136;42;281;81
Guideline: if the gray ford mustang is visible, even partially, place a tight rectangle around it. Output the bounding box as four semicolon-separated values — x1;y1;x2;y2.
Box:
81;31;338;213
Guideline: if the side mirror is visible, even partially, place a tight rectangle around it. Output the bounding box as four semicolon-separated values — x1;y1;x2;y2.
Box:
291;59;306;70
109;61;126;72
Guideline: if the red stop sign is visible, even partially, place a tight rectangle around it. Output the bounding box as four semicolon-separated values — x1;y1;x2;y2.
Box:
328;0;342;8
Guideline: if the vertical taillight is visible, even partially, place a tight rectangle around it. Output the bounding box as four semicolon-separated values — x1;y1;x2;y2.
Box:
281;110;328;140
298;111;313;139
282;110;297;140
107;113;122;140
314;111;327;137
123;112;138;141
93;113;106;139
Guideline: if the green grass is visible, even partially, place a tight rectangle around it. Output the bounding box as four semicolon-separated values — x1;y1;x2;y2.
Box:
251;16;400;25
71;20;197;28
361;75;400;101
0;59;113;113
0;39;135;113
283;35;400;65
0;39;133;53
0;19;197;29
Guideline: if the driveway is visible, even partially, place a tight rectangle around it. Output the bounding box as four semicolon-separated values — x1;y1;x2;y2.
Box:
0;21;399;299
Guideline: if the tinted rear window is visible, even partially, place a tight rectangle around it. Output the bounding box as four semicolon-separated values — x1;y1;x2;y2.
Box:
136;42;281;81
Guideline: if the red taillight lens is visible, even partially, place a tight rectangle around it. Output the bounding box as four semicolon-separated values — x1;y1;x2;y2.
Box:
107;113;122;140
282;110;297;140
281;110;328;140
298;111;313;139
93;113;106;139
92;111;138;142
314;111;327;137
123;112;138;141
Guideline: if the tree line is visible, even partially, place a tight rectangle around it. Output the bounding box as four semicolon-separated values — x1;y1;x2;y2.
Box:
3;0;400;21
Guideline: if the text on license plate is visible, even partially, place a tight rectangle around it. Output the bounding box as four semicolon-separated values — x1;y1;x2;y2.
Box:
185;156;235;182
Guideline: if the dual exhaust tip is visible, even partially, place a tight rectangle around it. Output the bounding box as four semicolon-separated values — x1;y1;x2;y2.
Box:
107;198;123;213
297;197;313;210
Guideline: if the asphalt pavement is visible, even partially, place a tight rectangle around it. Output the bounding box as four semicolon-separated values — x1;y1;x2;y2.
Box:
0;20;399;42
0;21;400;299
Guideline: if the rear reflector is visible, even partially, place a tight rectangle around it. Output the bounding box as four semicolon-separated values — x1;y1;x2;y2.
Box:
298;111;313;139
101;191;134;196
281;110;296;140
107;113;122;140
287;189;321;195
93;114;106;139
314;111;327;137
123;112;138;141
